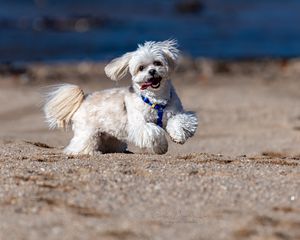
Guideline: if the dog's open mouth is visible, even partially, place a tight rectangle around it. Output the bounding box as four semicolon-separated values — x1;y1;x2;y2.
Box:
140;76;162;90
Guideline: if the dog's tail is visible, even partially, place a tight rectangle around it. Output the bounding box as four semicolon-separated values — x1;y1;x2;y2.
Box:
43;84;84;129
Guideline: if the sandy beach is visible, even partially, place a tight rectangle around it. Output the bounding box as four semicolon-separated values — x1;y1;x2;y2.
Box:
0;59;300;239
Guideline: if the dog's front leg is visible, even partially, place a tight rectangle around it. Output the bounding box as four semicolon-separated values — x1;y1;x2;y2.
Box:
166;112;198;144
127;112;168;154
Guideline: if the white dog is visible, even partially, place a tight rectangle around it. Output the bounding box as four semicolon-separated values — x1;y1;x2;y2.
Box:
43;40;198;155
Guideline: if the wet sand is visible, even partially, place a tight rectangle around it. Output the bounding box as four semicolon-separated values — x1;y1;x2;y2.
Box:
0;60;300;239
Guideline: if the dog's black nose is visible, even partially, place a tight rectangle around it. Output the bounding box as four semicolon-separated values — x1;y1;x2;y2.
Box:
149;69;156;76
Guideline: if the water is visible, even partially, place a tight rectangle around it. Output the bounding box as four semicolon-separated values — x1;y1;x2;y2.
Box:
1;0;300;62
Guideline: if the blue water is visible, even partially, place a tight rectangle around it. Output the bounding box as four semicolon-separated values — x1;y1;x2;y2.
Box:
1;0;300;62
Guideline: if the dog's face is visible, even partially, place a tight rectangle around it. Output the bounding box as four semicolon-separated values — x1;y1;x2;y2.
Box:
105;40;179;92
129;50;169;90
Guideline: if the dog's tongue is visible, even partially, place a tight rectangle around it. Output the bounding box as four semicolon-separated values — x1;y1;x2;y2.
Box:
140;82;152;90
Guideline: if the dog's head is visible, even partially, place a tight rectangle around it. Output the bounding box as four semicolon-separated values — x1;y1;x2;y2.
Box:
105;40;179;92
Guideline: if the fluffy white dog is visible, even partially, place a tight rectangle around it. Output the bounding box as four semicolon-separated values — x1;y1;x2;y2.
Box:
43;40;198;155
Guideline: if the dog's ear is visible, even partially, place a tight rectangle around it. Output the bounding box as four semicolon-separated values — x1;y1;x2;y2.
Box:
159;39;179;69
104;52;133;81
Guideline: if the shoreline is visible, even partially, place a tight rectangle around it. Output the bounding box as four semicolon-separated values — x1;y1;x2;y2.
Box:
1;57;300;85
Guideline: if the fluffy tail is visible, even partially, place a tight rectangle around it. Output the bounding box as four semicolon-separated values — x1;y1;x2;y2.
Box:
43;84;84;129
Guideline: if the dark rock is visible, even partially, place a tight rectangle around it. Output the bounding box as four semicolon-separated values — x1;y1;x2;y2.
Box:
0;63;27;75
175;0;204;14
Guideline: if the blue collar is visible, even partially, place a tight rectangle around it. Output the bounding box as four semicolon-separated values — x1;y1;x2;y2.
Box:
141;95;170;128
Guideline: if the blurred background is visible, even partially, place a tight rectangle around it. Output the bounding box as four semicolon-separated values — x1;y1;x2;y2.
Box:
1;0;300;63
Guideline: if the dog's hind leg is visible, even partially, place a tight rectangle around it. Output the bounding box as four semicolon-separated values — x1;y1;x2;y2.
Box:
64;129;100;155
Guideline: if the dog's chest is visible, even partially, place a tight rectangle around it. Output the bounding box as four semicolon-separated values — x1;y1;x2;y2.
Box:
143;107;159;123
131;92;176;128
142;104;173;127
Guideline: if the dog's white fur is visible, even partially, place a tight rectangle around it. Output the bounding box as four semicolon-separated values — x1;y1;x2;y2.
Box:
43;40;198;155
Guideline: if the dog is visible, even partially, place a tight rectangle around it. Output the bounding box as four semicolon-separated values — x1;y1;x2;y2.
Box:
43;40;198;155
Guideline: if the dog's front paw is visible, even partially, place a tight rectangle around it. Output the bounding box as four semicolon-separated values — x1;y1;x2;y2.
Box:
143;123;168;154
166;112;198;144
129;122;168;154
151;129;168;155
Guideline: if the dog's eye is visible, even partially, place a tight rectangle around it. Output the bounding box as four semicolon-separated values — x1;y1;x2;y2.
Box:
138;65;144;71
153;61;162;66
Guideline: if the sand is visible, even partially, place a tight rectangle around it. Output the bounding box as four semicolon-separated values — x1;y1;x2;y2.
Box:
0;59;299;239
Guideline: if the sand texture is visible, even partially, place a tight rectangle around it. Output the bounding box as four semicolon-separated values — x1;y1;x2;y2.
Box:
0;60;300;239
